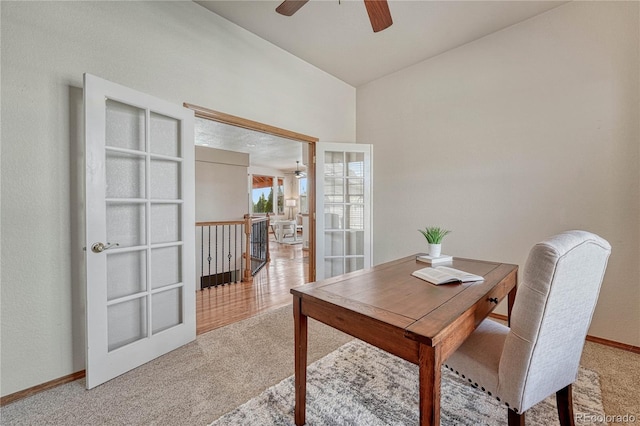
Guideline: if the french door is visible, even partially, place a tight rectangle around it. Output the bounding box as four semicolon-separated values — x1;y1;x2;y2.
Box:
316;143;373;280
84;74;195;389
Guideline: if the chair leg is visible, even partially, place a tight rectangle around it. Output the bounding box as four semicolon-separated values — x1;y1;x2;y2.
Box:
508;409;525;426
556;384;575;426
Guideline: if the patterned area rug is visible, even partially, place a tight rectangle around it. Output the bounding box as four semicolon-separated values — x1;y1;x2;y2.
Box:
211;340;606;426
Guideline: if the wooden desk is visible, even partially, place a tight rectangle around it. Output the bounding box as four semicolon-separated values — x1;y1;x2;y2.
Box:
291;255;518;426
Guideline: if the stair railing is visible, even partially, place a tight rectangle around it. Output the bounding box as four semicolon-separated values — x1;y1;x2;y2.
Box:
196;214;270;289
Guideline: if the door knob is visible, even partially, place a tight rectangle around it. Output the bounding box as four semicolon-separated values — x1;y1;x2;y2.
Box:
91;242;119;253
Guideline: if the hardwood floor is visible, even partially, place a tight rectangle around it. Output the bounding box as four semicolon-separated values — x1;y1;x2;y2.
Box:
196;236;308;335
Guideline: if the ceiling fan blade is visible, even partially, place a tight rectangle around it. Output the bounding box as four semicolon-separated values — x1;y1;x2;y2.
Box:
363;0;393;33
276;0;309;16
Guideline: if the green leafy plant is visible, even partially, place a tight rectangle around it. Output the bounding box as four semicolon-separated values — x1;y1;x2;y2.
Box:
418;226;451;244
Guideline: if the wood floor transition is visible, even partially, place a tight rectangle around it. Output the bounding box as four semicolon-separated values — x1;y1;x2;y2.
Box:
196;235;308;335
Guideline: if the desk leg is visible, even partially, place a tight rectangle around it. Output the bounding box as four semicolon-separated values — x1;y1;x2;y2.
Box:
293;296;308;426
418;344;442;426
507;285;517;328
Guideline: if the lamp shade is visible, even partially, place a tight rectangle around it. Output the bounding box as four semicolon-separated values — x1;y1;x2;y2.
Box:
285;199;297;207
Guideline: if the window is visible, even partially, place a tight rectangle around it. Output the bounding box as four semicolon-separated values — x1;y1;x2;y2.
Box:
251;175;285;215
252;175;273;214
298;177;308;213
276;178;284;215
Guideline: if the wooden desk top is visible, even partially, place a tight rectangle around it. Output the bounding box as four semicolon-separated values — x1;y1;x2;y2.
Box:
291;255;518;348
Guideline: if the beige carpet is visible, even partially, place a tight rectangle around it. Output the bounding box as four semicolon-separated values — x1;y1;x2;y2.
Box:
1;305;638;425
0;306;352;425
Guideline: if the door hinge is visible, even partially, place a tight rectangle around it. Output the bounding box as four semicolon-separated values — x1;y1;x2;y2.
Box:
313;155;316;164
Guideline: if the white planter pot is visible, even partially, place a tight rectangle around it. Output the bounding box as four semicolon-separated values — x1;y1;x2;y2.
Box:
428;243;442;257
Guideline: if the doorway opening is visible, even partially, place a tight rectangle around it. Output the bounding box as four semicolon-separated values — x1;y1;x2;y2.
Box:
184;103;318;334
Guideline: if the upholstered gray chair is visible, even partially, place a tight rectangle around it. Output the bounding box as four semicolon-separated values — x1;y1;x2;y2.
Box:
445;230;611;426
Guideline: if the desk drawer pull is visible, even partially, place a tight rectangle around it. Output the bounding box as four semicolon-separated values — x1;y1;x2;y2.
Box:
488;297;499;304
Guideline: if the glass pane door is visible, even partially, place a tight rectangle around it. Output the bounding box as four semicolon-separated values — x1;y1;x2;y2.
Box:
84;73;195;389
104;103;185;351
316;143;372;280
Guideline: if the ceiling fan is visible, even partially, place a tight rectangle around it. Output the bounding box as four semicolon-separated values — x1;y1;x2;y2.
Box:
276;0;393;33
292;161;306;179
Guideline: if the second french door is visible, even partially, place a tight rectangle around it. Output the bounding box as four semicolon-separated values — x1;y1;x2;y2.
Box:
316;143;373;280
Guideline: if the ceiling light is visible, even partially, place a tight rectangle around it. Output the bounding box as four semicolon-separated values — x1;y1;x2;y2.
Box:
294;161;306;179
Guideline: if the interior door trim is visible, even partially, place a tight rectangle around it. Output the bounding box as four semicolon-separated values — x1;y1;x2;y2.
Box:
183;103;318;143
183;102;318;281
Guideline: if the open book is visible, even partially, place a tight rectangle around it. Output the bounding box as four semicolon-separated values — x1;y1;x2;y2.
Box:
411;266;484;285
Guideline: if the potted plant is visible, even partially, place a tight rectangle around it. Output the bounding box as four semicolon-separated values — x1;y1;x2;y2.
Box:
418;226;451;257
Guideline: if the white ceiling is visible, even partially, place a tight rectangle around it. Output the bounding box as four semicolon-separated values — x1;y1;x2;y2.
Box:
196;0;566;87
195;117;306;172
194;0;565;169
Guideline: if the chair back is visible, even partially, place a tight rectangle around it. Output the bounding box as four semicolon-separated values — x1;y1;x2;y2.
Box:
497;230;611;412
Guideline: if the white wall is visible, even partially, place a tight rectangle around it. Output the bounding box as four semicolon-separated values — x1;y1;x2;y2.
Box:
0;1;355;396
196;146;249;222
195;147;248;290
357;2;639;346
